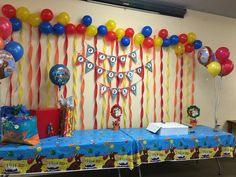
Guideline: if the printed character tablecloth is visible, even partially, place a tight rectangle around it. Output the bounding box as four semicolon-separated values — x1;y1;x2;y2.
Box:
121;125;236;164
0;129;136;175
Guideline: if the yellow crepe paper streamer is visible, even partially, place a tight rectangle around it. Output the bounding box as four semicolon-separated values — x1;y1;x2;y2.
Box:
73;34;78;130
46;35;52;107
122;50;127;128
184;54;190;123
165;48;171;122
145;51;150;127
18;26;24;104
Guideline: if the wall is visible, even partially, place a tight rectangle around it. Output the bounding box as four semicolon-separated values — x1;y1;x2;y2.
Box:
0;0;236;131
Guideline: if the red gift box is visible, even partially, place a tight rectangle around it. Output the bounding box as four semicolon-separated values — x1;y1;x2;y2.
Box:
30;108;60;139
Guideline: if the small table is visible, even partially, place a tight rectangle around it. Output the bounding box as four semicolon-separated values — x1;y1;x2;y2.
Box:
227;120;236;133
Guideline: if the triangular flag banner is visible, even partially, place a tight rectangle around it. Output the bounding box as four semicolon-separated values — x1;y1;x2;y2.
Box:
117;72;125;85
129;51;138;63
135;66;144;78
107;71;116;83
126;70;134;82
100;84;108;96
130;84;137;95
108;56;118;67
76;54;86;65
119;55;127;67
98;52;107;64
121;88;129;98
86;44;96;58
96;66;105;78
110;88;119;100
145;60;153;72
85;60;95;74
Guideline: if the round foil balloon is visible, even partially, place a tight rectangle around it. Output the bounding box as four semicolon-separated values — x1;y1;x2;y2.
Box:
0;50;15;80
197;46;212;66
49;64;70;88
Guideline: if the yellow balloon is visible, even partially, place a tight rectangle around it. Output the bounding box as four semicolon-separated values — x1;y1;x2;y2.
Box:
57;12;70;25
207;61;221;77
28;13;41;27
134;33;145;45
105;20;116;31
86;25;97;37
115;28;125;40
187;32;197;43
174;44;184;55
16;7;30;22
154;37;163;47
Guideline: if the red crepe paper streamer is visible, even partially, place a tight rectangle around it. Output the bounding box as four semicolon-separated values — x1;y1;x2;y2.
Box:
9;35;13;105
93;35;98;129
191;51;195;105
37;31;42;108
140;45;144;128
173;55;179;122
128;38;133;128
28;25;33;108
115;39;120;104
160;47;164;122
179;55;184;123
63;34;69;98
153;37;157;122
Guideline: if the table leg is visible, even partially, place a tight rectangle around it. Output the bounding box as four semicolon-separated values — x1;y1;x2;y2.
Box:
138;166;142;177
118;168;122;177
216;158;222;175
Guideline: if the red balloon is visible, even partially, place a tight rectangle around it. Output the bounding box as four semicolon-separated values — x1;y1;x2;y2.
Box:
125;28;134;38
143;37;154;48
185;43;194;53
158;29;168;39
179;33;188;44
215;47;230;64
105;31;116;42
65;23;76;35
2;4;16;18
76;23;86;34
0;17;12;40
41;9;54;21
220;59;234;77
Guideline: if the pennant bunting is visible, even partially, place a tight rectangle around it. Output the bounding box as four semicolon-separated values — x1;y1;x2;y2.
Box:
76;54;86;65
100;84;108;96
121;88;129;98
110;88;119;100
145;60;153;72
117;72;125;85
135;66;144;78
85;60;95;74
108;55;118;67
86;44;96;58
126;70;134;81
98;52;107;64
119;55;127;67
107;71;116;83
95;66;105;78
130;83;137;95
129;51;138;63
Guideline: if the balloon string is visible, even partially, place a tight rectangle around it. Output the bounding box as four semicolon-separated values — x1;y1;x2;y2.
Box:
122;49;127;128
184;54;190;123
179;55;184;124
72;34;78;130
140;45;144;128
54;35;59;107
153;36;157;123
45;35;52;107
37;31;42;108
63;34;69;98
102;38;107;129
191;51;195;105
80;34;85;130
160;47;164;122
145;50;150;127
165;48;170;122
128;38;133;128
28;25;33;108
93;35;98;129
173;55;179;122
214;77;222;127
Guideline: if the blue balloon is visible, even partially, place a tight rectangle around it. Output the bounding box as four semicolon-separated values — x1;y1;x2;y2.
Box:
120;36;130;47
10;18;22;32
53;23;65;35
82;15;92;27
193;40;202;49
49;64;70;88
39;22;53;35
4;41;24;62
170;35;179;45
141;26;152;37
162;38;171;47
97;25;107;36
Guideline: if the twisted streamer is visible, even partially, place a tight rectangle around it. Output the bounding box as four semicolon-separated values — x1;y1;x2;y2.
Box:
128;38;133;127
115;39;120;104
173;55;179;122
145;51;150;127
140;45;144;128
165;48;170;122
45;35;52;107
191;51;195;105
9;35;13;105
184;54;190;123
63;34;69;98
160;47;164;122
153;36;157;123
72;34;78;130
179;55;184;123
93;35;98;129
28;25;33;108
37;31;42;108
54;36;59;107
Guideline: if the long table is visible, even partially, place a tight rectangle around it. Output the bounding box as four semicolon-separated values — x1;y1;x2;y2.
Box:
0;126;235;176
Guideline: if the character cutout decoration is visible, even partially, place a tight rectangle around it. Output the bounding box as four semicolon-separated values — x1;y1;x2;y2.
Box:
110;104;122;131
187;105;200;127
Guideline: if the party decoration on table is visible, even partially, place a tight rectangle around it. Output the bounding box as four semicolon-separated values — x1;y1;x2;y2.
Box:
0;50;15;80
0;17;12;40
187;105;200;127
110;104;122;130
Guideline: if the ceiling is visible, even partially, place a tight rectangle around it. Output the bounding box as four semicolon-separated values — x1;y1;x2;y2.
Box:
142;0;236;18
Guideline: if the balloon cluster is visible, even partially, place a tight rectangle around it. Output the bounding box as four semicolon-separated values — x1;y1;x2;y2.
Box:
0;15;24;80
198;46;234;77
